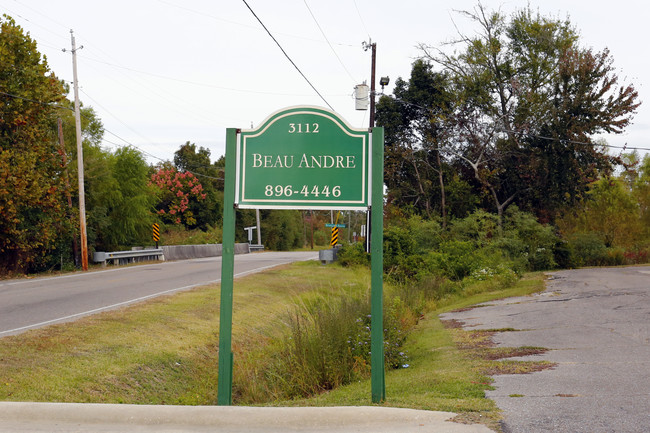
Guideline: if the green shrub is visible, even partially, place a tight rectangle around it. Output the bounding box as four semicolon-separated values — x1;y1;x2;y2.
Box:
448;209;499;246
405;216;443;253
160;224;222;245
553;240;573;269
500;207;558;271
383;226;416;271
606;247;626;266
337;243;370;267
427;240;487;281
468;264;518;285
567;233;608;267
313;229;329;246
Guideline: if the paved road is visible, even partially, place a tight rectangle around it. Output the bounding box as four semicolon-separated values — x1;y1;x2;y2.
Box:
0;251;317;337
441;266;650;433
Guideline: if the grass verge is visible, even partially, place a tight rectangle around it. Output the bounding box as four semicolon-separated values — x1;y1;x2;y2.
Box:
0;262;547;431
276;273;547;431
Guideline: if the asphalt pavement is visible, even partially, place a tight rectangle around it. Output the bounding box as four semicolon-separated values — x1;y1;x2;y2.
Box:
0;251;318;337
441;266;650;432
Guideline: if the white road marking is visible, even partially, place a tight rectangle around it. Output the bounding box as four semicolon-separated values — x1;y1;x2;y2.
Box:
0;255;317;337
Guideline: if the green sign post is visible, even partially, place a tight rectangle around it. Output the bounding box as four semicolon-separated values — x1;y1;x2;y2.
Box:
218;106;385;404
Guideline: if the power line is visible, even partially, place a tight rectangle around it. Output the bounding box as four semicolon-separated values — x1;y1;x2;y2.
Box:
0;90;223;180
95;123;224;181
353;0;371;40
0;3;68;42
382;94;649;152
157;0;356;48
78;54;315;97
303;0;357;83
0;89;69;110
240;0;335;111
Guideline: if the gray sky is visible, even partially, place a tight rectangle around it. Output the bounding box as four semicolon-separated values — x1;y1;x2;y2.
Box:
2;0;648;163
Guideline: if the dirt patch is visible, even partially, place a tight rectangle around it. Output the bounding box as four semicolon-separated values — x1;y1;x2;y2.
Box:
477;346;548;360
444;322;556;377
440;319;466;329
482;360;556;375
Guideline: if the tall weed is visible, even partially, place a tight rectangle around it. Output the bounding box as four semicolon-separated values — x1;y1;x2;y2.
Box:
233;272;436;403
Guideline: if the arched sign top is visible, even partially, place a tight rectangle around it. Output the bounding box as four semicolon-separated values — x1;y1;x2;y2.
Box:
243;105;368;137
236;106;371;210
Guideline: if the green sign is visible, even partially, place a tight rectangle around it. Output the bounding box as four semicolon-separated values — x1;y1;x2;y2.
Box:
218;107;385;406
236;106;369;210
325;223;346;228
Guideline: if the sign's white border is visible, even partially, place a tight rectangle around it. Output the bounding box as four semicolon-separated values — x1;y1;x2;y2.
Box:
236;107;370;210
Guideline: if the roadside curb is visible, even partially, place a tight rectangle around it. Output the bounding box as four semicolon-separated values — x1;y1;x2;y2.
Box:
0;403;494;432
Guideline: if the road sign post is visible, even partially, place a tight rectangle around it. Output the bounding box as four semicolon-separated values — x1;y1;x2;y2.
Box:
370;127;385;403
152;223;160;249
330;227;339;246
217;128;238;406
217;106;384;405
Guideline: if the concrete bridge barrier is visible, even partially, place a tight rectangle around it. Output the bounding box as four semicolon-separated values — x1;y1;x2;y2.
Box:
93;243;251;265
161;243;250;261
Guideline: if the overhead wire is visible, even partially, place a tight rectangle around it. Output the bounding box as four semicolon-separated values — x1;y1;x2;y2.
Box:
78;54;315;97
78;89;224;179
157;0;356;47
240;0;335;111
78;60;232;127
381;93;650;152
353;0;371;40
2;6;234;176
0;89;69;110
0;2;68;42
4;5;245;129
303;0;358;83
0;89;223;180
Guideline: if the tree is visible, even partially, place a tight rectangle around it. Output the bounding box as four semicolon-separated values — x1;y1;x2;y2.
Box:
173;141;223;230
260;210;304;250
150;162;206;228
105;147;156;248
55;104;110;255
377;59;476;225
420;4;640;227
0;16;69;272
558;178;643;250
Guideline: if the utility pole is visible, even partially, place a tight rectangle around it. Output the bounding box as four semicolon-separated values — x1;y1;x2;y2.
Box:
368;40;377;129
255;209;262;245
68;30;88;271
363;39;377;252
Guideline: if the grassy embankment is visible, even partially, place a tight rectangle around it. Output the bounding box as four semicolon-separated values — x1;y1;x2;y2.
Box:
0;260;547;429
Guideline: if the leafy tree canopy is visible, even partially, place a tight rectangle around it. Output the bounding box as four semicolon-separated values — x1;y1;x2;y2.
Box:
0;15;69;272
417;4;640;225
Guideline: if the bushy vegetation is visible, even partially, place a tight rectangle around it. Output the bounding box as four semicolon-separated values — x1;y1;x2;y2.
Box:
341;201;650;284
232;265;443;403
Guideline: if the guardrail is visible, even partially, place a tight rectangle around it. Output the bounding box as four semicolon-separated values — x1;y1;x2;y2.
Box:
93;249;164;266
93;243;253;266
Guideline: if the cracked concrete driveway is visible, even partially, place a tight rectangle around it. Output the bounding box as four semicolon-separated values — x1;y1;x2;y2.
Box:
440;266;650;433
